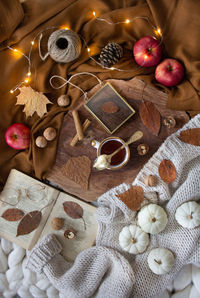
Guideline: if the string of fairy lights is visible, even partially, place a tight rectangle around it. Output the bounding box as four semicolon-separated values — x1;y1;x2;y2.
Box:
7;11;162;94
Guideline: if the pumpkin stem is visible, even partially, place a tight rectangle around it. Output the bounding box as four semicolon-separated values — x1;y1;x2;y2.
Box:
188;211;194;220
154;259;162;265
131;238;137;244
152;217;157;222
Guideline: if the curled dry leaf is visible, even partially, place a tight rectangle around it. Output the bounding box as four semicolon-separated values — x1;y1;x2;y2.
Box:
101;101;119;114
1;208;24;221
63;201;86;230
116;186;144;211
158;159;176;183
179;128;200;146
16;210;42;236
139;101;161;136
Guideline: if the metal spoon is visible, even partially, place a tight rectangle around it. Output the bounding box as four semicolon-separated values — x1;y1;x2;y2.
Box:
93;131;143;170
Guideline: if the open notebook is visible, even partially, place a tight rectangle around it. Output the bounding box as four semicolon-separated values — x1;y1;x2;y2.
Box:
0;169;97;261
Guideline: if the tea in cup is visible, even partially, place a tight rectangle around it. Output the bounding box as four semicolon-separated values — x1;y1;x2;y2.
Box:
92;136;130;170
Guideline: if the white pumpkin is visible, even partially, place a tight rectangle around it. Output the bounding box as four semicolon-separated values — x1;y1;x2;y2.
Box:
148;248;175;275
175;201;200;229
119;224;149;254
138;204;168;234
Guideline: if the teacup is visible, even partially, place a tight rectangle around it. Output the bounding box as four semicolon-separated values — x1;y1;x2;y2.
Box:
91;136;130;170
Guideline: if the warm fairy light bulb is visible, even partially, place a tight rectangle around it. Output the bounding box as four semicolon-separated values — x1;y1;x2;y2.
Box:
110;67;115;70
31;41;35;45
157;28;161;35
144;55;148;60
64;27;70;30
87;48;91;52
13;49;18;52
93;11;96;17
24;78;30;83
10;90;14;94
27;72;31;77
125;19;130;24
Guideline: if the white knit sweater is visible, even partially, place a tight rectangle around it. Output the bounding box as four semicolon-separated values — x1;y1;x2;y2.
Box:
27;114;200;298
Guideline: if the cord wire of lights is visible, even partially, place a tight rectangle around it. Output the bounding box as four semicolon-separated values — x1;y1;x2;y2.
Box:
49;72;103;100
8;11;162;94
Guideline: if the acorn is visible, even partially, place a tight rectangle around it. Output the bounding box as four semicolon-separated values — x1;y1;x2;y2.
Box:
43;127;57;141
137;143;149;155
35;136;47;148
57;94;71;107
144;175;158;187
51;217;64;230
64;229;76;239
163;116;176;128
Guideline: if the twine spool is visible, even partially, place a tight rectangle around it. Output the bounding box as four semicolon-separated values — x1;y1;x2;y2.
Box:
39;29;82;63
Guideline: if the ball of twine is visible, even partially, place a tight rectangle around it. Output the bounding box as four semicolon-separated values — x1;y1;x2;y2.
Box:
47;29;82;63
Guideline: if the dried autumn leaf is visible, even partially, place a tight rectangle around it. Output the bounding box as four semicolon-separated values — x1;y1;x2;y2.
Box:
16;86;52;118
1;208;24;221
63;201;86;230
179;128;200;146
61;156;91;190
101;101;119;114
139;101;161;135
16;210;42;236
158;159;176;183
116;186;144;211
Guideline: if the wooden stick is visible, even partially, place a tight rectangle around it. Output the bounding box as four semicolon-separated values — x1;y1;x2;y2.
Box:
70;119;91;147
72;110;84;141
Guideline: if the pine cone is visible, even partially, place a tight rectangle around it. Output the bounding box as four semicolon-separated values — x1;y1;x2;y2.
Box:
99;42;123;68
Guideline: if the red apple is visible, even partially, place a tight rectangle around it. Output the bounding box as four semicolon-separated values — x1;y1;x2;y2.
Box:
133;36;162;67
155;58;184;87
5;123;30;150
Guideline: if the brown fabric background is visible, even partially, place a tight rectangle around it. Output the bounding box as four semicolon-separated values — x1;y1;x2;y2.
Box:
0;0;199;189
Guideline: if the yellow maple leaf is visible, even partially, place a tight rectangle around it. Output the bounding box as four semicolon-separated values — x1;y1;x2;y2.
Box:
16;86;52;118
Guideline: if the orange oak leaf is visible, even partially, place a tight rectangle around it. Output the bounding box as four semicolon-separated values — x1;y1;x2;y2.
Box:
116;186;144;211
158;159;176;183
139;101;161;136
179;128;200;146
16;210;42;236
1;208;24;221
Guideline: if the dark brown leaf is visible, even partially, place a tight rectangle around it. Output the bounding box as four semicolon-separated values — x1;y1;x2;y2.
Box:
16;210;42;236
1;209;24;221
139;101;161;135
101;101;119;114
116;186;144;211
179;128;200;146
63;201;83;219
158;159;176;183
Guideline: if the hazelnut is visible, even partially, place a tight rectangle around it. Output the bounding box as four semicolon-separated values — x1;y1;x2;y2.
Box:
35;136;47;148
144;175;158;187
51;217;64;230
137;143;149;155
43;127;57;141
163;116;176;128
57;94;71;107
64;229;76;239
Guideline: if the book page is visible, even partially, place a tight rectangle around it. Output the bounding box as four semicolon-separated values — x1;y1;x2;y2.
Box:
0;169;59;249
41;192;98;262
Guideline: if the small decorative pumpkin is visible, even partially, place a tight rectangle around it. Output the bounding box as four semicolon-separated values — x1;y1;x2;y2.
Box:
119;224;149;254
138;204;168;234
175;201;200;229
148;248;175;275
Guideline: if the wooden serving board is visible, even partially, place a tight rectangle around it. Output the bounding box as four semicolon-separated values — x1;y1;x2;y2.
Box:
47;78;189;202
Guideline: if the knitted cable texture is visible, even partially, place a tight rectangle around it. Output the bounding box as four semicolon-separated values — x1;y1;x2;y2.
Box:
26;114;200;298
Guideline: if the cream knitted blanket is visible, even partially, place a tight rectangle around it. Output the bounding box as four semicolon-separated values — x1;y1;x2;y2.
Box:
25;113;200;297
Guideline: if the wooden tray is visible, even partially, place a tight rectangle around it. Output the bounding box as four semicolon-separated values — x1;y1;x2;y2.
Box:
47;78;189;202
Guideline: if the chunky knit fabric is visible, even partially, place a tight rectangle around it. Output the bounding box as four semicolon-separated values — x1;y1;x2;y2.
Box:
27;114;200;298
